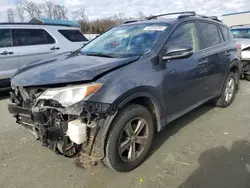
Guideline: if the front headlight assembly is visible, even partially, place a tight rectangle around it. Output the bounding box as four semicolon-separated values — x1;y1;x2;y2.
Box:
38;83;103;107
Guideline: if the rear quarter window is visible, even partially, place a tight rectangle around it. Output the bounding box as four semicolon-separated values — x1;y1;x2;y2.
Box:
219;26;229;41
58;30;88;42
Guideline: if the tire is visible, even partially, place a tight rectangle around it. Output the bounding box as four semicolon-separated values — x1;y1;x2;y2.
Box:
245;74;250;81
102;104;155;172
214;72;237;107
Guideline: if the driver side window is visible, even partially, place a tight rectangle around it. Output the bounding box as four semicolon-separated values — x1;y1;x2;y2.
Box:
169;22;200;52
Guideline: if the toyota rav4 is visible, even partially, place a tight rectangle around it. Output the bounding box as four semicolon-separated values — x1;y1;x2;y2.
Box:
8;12;241;172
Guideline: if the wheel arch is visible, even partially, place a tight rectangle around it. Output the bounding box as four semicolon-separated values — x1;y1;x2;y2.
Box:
228;60;241;90
113;87;165;132
96;87;166;157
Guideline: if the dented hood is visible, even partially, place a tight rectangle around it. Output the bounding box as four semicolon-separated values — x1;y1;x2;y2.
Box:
11;53;139;87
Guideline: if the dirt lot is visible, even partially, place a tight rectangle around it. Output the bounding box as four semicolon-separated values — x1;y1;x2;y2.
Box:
1;81;250;188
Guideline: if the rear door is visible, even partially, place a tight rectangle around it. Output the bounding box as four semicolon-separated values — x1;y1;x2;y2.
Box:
163;22;208;115
0;29;19;85
12;28;57;68
198;22;228;96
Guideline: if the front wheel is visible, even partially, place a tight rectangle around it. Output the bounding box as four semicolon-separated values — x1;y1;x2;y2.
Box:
214;72;237;107
103;104;155;172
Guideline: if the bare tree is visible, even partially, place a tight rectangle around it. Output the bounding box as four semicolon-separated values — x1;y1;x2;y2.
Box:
72;8;86;21
42;1;54;19
78;8;86;21
53;5;68;20
35;4;43;18
16;0;25;22
60;6;68;20
138;12;146;19
71;10;78;21
7;8;15;22
23;0;38;19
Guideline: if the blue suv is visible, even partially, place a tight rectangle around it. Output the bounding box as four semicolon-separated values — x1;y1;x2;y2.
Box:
8;11;241;172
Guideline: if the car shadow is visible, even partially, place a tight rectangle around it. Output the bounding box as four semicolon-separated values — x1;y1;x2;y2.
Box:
0;90;10;100
149;104;214;156
178;140;250;188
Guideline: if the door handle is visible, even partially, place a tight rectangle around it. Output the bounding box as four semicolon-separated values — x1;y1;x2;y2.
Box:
0;51;14;55
198;59;208;65
50;47;60;50
225;51;231;56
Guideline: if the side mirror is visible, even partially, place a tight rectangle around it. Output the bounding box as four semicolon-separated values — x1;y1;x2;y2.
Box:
163;45;193;60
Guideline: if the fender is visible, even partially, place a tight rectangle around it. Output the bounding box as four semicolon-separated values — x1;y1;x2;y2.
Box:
113;86;167;129
220;58;241;92
229;58;241;87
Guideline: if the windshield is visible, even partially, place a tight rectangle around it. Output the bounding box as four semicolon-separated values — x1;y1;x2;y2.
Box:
81;23;170;57
231;28;250;39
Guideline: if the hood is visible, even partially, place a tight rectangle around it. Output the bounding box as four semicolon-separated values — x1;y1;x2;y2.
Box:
235;38;250;50
11;53;139;87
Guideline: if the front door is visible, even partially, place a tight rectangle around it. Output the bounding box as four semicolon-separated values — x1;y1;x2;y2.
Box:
163;22;208;115
12;28;57;68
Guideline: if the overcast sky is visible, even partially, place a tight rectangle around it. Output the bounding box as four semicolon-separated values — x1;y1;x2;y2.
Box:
1;0;250;22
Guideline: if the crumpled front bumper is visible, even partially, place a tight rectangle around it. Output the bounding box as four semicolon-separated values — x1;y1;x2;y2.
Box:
8;102;68;152
8;103;40;138
9;103;43;126
8;87;117;165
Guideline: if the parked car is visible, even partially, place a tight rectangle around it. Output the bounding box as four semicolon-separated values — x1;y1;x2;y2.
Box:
231;24;250;80
8;11;241;172
0;23;88;90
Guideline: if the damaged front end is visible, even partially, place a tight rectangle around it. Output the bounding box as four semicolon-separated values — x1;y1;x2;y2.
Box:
8;85;116;165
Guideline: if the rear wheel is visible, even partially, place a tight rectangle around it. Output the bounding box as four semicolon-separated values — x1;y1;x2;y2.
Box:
214;72;236;107
103;104;154;172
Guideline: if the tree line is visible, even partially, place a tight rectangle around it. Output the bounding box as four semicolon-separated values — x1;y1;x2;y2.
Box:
6;0;146;34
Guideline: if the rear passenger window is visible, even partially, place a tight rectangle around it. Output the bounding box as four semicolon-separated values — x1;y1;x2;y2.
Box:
13;29;55;46
169;23;200;51
220;26;229;41
58;30;88;42
199;22;221;48
0;29;13;48
218;27;224;41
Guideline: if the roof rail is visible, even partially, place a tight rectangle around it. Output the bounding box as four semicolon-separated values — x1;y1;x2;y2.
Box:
123;19;144;24
146;11;196;20
196;15;222;22
0;22;72;27
230;24;250;28
230;24;244;28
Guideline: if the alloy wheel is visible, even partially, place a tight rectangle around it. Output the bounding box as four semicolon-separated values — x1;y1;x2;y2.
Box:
225;77;235;102
118;117;149;162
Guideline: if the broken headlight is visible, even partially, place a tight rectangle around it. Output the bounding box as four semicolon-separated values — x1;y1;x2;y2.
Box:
38;83;103;107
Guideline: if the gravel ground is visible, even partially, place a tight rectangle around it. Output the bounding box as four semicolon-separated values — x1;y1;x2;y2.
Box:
1;81;250;188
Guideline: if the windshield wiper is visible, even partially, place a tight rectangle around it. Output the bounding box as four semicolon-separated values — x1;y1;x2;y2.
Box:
84;53;116;58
